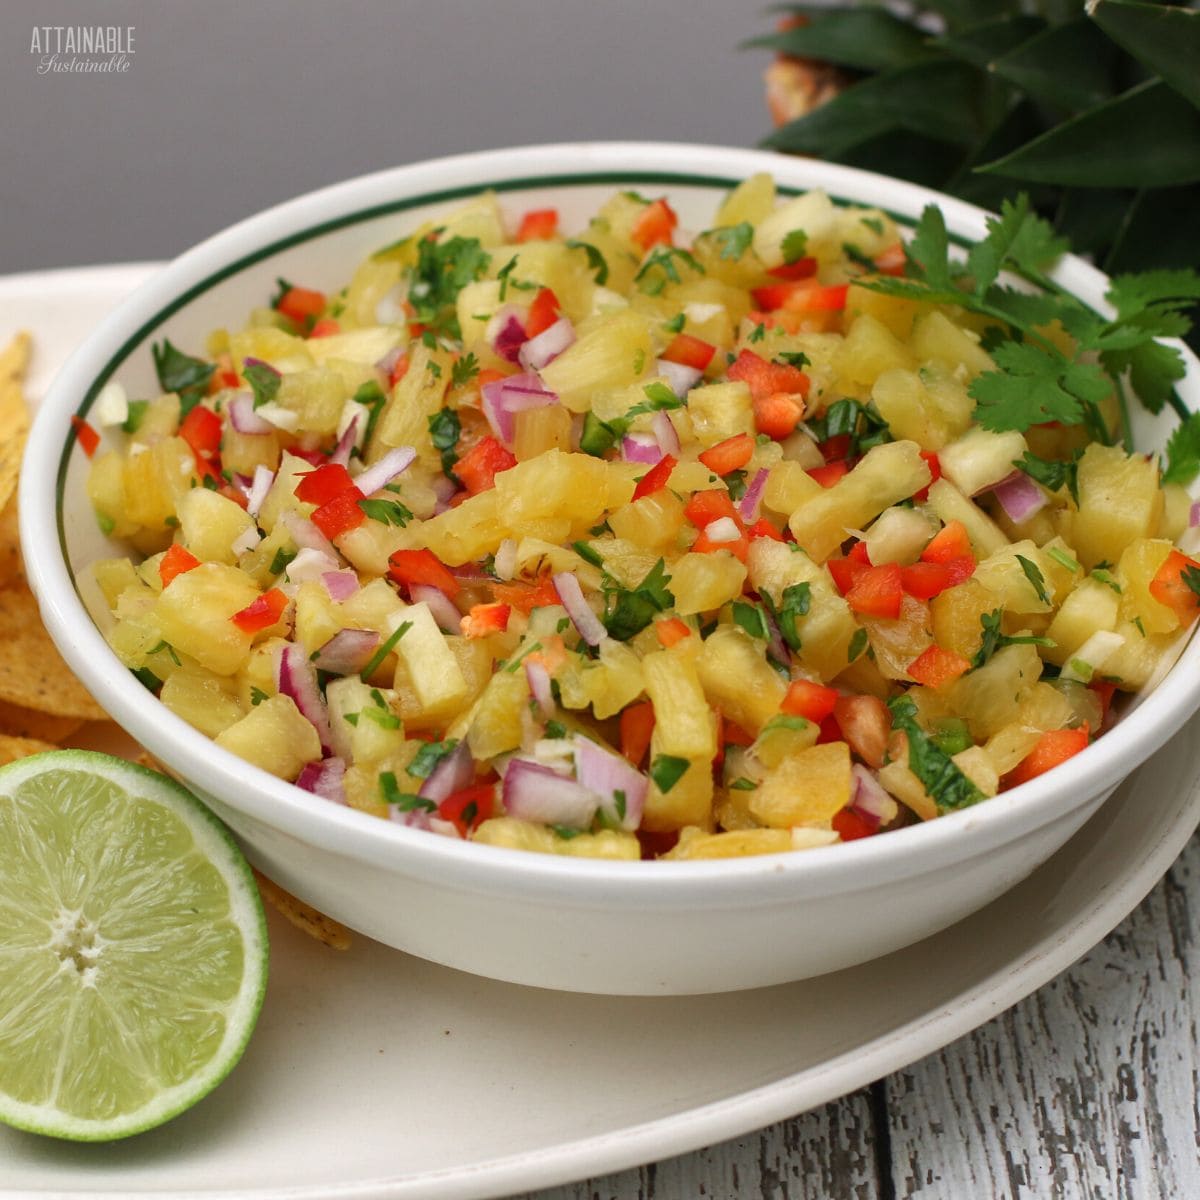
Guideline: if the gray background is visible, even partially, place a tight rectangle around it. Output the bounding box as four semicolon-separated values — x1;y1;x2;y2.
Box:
1;1;772;273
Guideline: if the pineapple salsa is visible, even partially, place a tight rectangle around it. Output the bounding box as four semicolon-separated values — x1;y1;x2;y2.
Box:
81;175;1200;861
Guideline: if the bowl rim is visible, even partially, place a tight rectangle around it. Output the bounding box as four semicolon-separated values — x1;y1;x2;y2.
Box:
21;140;1200;904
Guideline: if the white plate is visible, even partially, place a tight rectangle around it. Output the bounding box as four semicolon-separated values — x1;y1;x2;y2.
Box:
3;267;1198;1200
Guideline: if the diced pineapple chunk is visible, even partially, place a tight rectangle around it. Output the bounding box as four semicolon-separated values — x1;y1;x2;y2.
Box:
908;310;994;377
670;552;747;615
538;309;653;412
788;440;932;561
686;382;755;446
1117;537;1179;634
938;427;1029;499
1073;444;1163;570
749;742;851;828
665;827;797;859
1043;578;1120;665
153;562;261;675
925;480;1011;558
642;648;717;760
214;694;321;780
642;751;713;833
178;488;255;565
392;604;469;718
833;314;916;395
946;643;1042;740
160;667;245;737
466;668;528;760
695;625;787;734
473;817;640;859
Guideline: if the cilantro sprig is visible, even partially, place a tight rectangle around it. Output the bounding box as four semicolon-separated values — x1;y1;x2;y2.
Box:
407;234;491;338
857;195;1200;475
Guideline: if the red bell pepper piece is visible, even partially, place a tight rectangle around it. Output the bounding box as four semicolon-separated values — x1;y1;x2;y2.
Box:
310;488;366;540
524;287;561;339
620;701;656;767
684;489;742;530
179;405;222;461
159;543;201;588
461;602;510;638
630;198;677;250
807;461;850;489
439;783;495;837
754;392;805;440
231;587;288;634
295;462;357;507
70;415;100;458
454;436;517;495
747;517;785;541
698;434;755;476
632;454;677;501
873;243;907;276
654;617;692;648
844;563;904;619
516;208;558;242
848;540;872;565
308;318;341;339
781;680;839;723
661;333;716;372
914;450;941;502
1006;725;1090;786
901;558;975;600
832;806;877;841
1148;549;1200;625
767;256;818;281
490;574;560;614
727;349;810;401
275;285;326;327
921;520;973;564
388;548;461;598
826;556;867;596
907;645;971;690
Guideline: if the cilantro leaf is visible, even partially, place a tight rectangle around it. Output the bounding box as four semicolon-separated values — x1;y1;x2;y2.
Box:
971;343;1087;432
1016;554;1050;604
709;222;754;261
848;627;869;662
379;771;436;812
353;380;387;449
407;738;460;781
566;239;609;286
763;582;811;653
905;204;953;292
152;340;214;418
408;235;491;338
121;399;148;434
888;696;983;813
1182;564;1200;600
242;358;281;410
1015;450;1080;501
428;407;461;479
634;247;704;296
1163;411;1200;485
971;610;1055;669
732;600;768;640
649;754;689;794
451;352;480;389
967;194;1067;296
358;498;413;527
603;559;674;641
781;229;809;264
359;620;412;681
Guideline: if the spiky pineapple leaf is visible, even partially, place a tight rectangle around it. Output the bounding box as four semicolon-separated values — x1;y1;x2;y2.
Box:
743;7;937;71
1102;183;1200;276
1090;0;1200;110
987;17;1121;112
934;14;1047;68
763;59;991;158
915;0;1024;30
977;79;1200;188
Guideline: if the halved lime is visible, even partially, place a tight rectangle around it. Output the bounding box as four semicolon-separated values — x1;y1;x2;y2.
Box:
0;750;267;1141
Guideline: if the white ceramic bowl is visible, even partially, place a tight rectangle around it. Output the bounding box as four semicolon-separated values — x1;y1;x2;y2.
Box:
21;142;1200;995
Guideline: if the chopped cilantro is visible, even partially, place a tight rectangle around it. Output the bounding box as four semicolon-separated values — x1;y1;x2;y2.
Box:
407;738;460;780
550;824;585;840
95;511;115;536
496;255;536;301
776;351;810;369
379;771;436;811
860;216;884;236
808;399;891;457
732;600;768;640
972;610;1056;669
663;312;686;334
249;686;269;707
729;777;757;791
408;235;491;338
1016;554;1050;604
544;720;568;739
1015;450;1081;502
573;540;603;568
359;620;412;681
649;754;689;794
451;352;480;389
781;229;808;264
634;246;704;296
763;582;811;653
848;627;869;662
1164;410;1200;485
502;641;543;674
269;547;296;576
428;407;461;479
151;340;214;417
1046;546;1081;573
603;558;674;641
1091;568;1122;594
132;667;161;691
888;696;983;813
358;497;413;527
243;359;281;410
1183;564;1200;599
359;705;401;730
748;322;766;344
147;640;181;666
269;278;294;308
565;240;609;286
710;222;754;261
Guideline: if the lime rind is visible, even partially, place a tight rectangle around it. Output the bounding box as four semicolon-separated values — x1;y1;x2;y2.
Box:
0;750;268;1141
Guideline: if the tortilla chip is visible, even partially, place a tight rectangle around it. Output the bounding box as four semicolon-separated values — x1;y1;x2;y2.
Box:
0;332;31;514
0;732;58;764
254;869;353;950
0;583;108;720
0;698;84;742
0;495;23;589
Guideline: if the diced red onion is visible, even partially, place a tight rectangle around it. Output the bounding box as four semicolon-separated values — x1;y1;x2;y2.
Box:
353;446;416;498
228;391;275;435
276;643;334;755
310;628;380;675
481;373;558;444
993;472;1048;524
246;465;275;519
760;603;790;668
389;805;432;831
321;570;359;602
231;525;261;557
518;317;575;371
502;758;599;829
285;547;340;584
704;517;742;544
1190;501;1200;528
553;572;607;646
295;756;347;805
330;412;361;468
487;308;527;363
849;764;893;830
651;410;681;457
525;659;556;719
621;433;664;465
738;469;770;524
282;510;339;561
656;358;703;398
417;741;476;805
573;735;647;832
409;583;461;633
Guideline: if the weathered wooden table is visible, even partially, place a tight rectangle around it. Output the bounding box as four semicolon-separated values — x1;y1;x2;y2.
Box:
520;835;1199;1199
